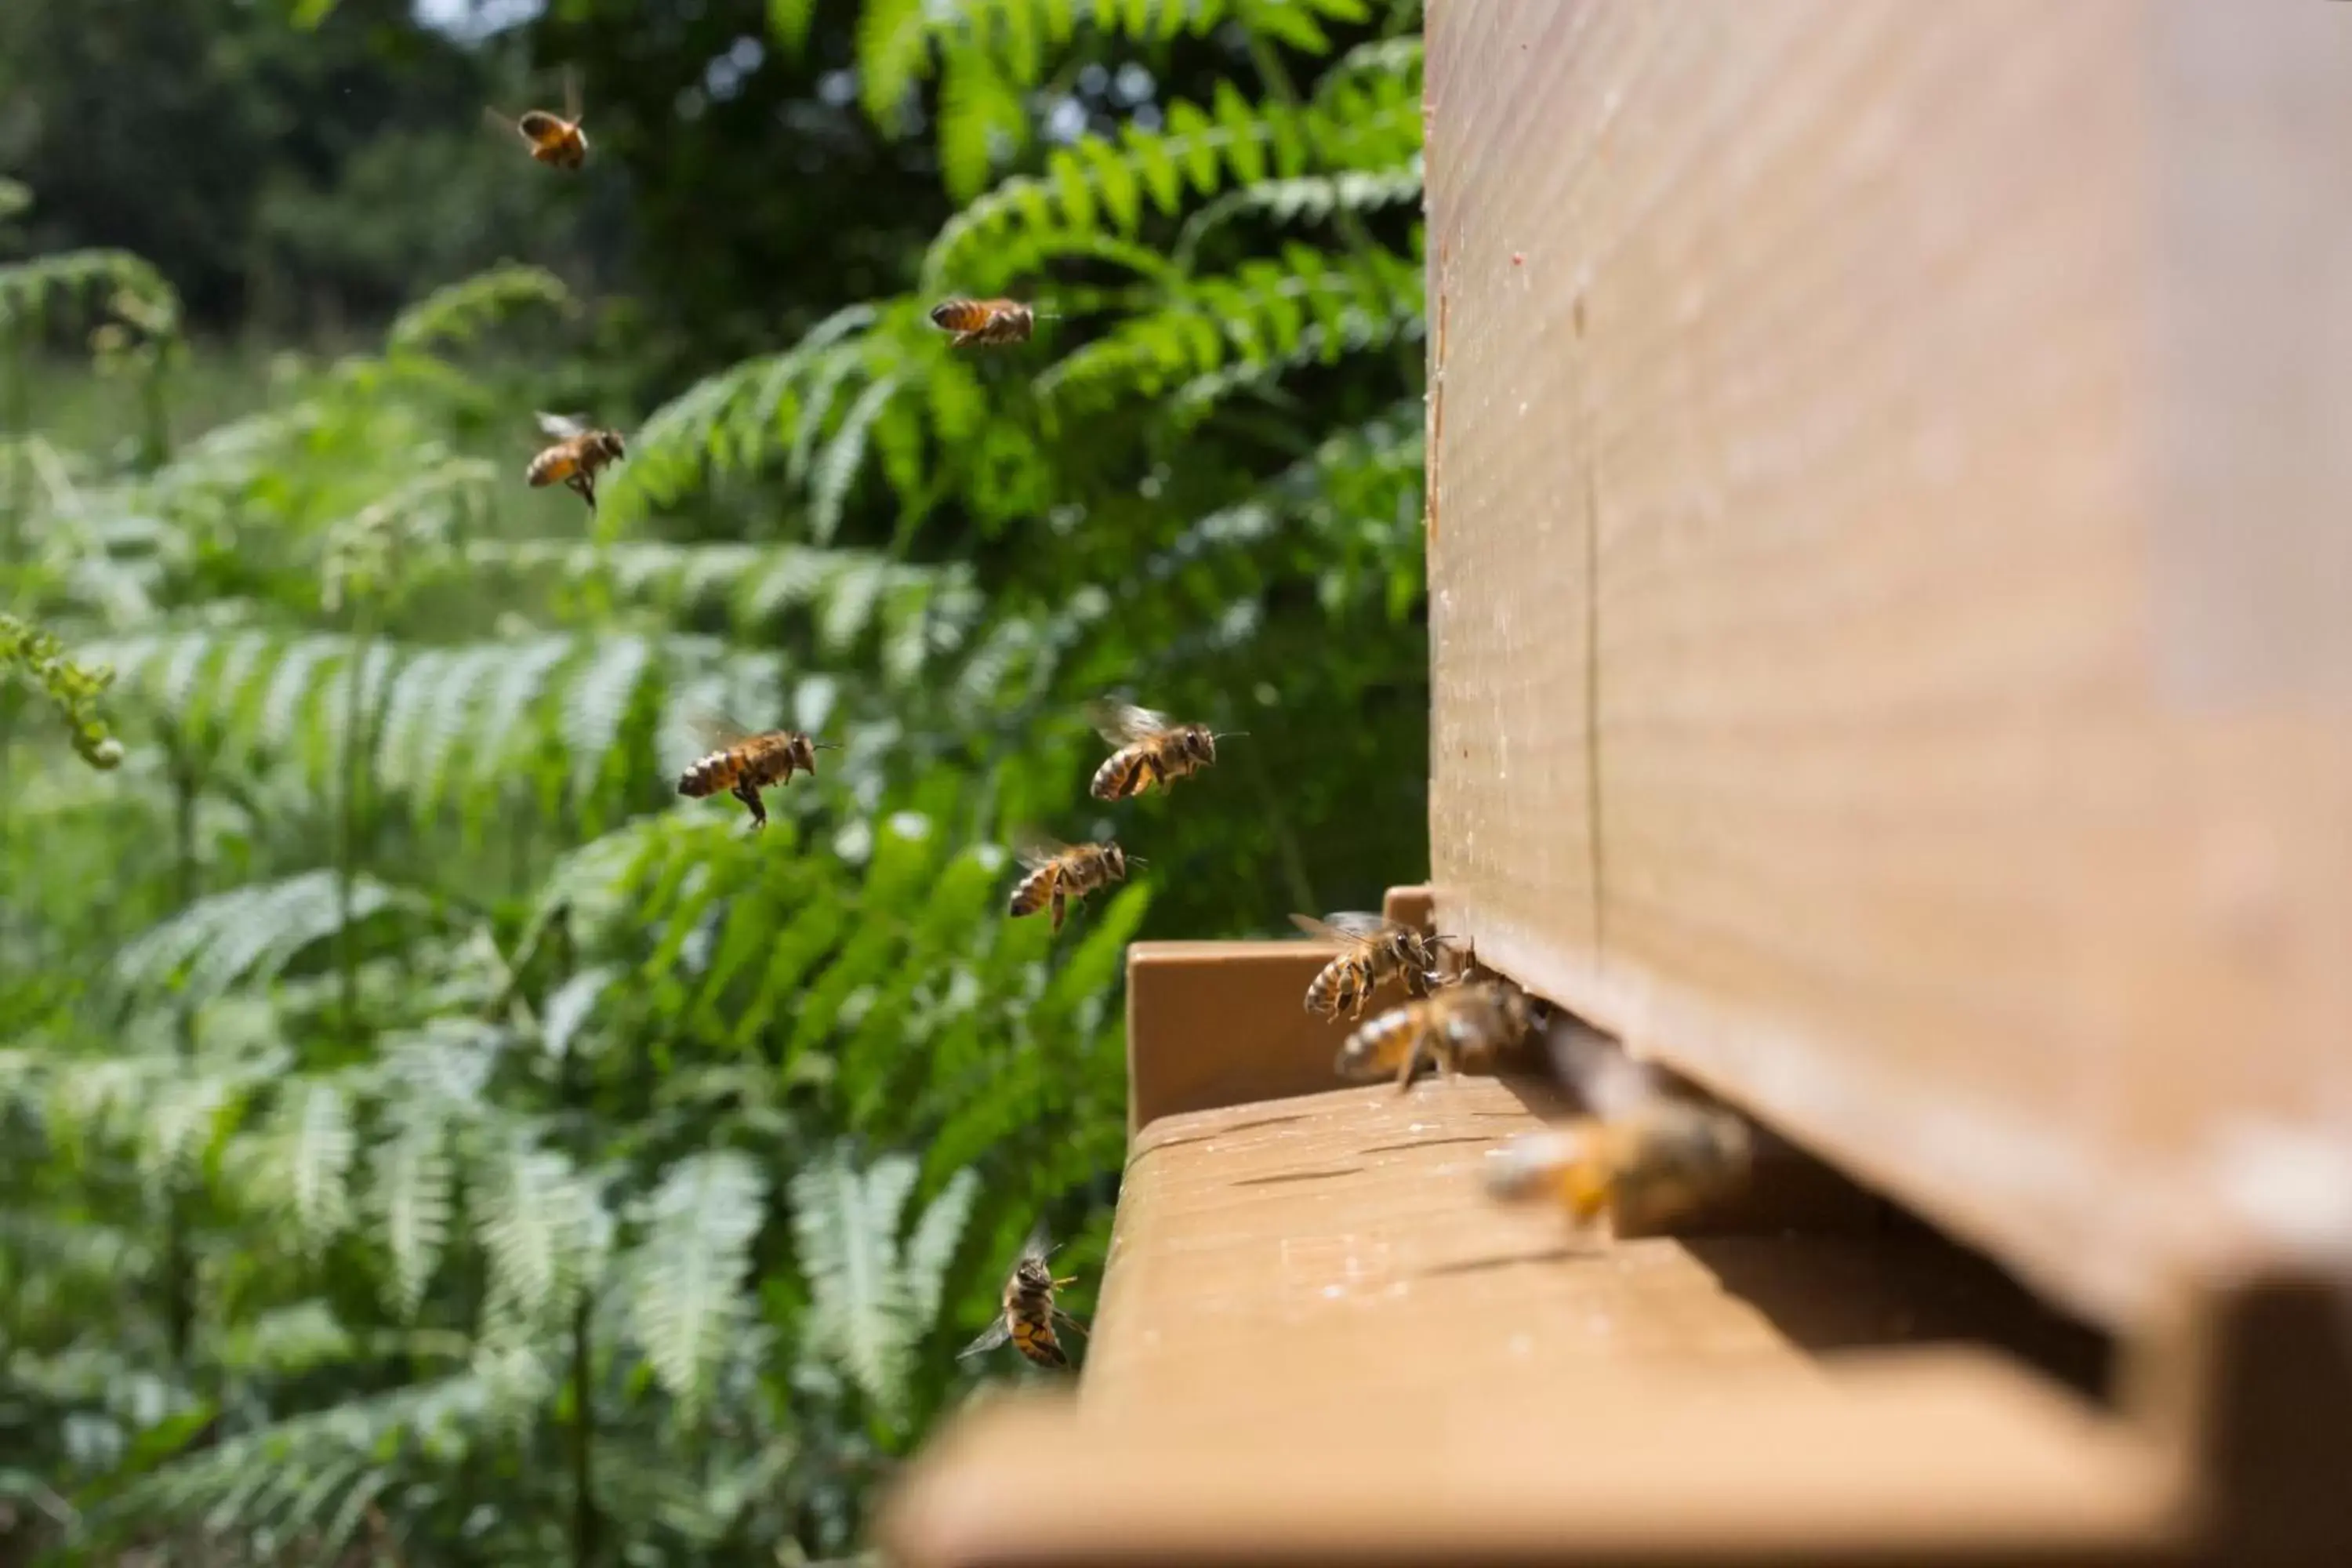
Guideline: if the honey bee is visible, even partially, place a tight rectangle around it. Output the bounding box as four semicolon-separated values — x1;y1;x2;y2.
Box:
1484;1102;1754;1233
485;66;590;170
1291;912;1452;1021
1086;698;1239;801
958;1218;1087;1370
1334;977;1544;1091
675;713;838;829
526;412;627;512
1006;832;1135;933
928;298;1037;348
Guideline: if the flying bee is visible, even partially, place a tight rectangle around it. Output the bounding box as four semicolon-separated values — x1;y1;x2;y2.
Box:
526;412;626;512
1086;698;1241;801
1484;1102;1754;1234
675;712;838;829
1007;832;1135;933
1334;977;1544;1092
1291;912;1455;1022
927;298;1040;348
485;65;590;170
960;1218;1087;1370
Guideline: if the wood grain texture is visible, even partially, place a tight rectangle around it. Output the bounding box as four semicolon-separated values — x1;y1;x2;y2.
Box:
1426;0;2352;1331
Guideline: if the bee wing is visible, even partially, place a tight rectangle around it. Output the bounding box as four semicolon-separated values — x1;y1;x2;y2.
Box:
535;411;591;441
1544;1015;1662;1120
1085;697;1176;746
1050;1306;1091;1341
956;1317;1013;1359
562;62;583;125
1016;1215;1054;1266
684;706;757;749
484;105;524;138
1011;828;1076;872
1288;910;1398;945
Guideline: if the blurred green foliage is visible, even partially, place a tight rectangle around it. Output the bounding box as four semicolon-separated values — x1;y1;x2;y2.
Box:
0;0;1428;1561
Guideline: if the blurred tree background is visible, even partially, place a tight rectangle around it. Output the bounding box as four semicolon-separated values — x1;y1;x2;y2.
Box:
0;0;1427;1560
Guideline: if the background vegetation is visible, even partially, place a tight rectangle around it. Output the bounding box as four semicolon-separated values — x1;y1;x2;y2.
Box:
0;0;1428;1560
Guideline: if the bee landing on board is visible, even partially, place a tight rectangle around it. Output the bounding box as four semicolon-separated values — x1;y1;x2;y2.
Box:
526;412;627;512
927;298;1040;348
675;713;838;829
1086;698;1241;802
485;65;590;170
1290;912;1456;1022
1006;833;1135;934
1484;1101;1754;1236
959;1218;1087;1370
1334;977;1544;1092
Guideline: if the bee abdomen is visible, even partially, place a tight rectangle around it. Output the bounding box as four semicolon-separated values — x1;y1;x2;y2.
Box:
1090;750;1142;800
677;751;738;798
1007;867;1056;917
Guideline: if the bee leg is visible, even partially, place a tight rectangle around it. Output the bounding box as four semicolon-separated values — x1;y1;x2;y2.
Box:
1050;891;1066;932
733;779;766;829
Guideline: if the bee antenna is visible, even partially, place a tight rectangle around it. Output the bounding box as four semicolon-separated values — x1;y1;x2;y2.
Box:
1213;729;1250;740
808;739;844;750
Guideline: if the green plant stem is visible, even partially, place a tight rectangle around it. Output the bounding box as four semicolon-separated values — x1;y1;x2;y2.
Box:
165;750;199;1367
336;605;372;1042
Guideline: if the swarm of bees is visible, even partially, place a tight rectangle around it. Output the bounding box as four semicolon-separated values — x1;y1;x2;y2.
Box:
959;1219;1089;1370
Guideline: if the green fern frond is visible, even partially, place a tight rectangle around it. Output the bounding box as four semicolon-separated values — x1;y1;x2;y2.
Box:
788;1147;916;1415
0;249;181;340
1175;157;1424;267
477;1134;612;1332
624;1150;766;1416
921;57;1419;292
385;263;575;360
1038;243;1421;412
241;1075;360;1257
114;869;434;1006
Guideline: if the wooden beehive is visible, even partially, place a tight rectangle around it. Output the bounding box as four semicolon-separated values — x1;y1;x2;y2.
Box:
877;5;2352;1563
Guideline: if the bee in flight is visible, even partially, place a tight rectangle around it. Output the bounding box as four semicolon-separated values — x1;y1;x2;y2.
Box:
1087;698;1240;802
1291;912;1457;1022
1007;833;1135;933
1483;1016;1754;1231
959;1218;1087;1370
928;298;1040;349
1334;977;1543;1091
1484;1102;1753;1235
526;412;627;512
675;712;838;829
485;65;590;170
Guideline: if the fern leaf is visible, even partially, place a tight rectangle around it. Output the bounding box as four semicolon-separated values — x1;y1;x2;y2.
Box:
386;263;575;360
624;1150;765;1414
789;1146;918;1414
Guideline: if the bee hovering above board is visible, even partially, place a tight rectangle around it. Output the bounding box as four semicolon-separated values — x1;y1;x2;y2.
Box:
927;297;1040;349
1086;697;1240;802
1334;976;1544;1092
958;1218;1087;1371
485;64;590;170
1006;831;1134;934
675;711;838;830
526;412;627;513
1486;1022;1754;1233
1290;911;1457;1022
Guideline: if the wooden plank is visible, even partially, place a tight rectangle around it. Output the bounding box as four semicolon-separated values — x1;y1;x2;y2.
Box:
1425;0;2352;1332
878;1076;2171;1566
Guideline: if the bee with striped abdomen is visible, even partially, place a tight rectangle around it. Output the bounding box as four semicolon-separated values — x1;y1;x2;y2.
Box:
675;712;837;829
1087;698;1239;801
928;297;1037;348
1007;833;1134;933
526;412;626;511
1484;1102;1753;1234
958;1218;1087;1370
485;65;590;170
1291;912;1452;1022
1334;977;1543;1091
